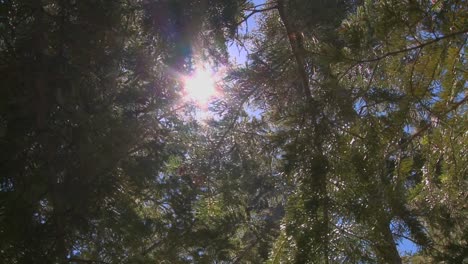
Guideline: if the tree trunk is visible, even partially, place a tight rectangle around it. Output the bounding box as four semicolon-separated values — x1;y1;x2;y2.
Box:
374;220;402;264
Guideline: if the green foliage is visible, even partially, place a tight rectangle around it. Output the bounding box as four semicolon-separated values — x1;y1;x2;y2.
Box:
0;0;246;263
1;0;466;263
224;0;467;263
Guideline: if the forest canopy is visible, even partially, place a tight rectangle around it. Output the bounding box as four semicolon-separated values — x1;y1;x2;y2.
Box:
0;0;467;263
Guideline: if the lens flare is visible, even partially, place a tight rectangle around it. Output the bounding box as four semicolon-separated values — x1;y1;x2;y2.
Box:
183;66;217;105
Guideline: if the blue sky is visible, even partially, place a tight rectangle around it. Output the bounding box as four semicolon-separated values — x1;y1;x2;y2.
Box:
227;0;264;65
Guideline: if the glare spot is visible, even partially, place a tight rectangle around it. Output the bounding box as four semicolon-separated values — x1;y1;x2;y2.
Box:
183;66;217;106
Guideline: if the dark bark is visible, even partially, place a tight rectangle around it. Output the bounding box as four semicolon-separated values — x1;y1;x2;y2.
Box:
374;221;402;264
276;0;314;106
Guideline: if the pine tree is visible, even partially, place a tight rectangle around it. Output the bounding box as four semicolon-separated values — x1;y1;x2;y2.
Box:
1;0;466;263
0;0;246;262
220;0;467;262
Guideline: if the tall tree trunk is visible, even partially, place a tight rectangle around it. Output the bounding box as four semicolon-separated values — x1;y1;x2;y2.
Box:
374;219;402;264
33;1;67;262
276;0;313;106
276;1;331;262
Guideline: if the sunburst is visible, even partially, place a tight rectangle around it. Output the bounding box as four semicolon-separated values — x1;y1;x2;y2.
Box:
182;64;219;106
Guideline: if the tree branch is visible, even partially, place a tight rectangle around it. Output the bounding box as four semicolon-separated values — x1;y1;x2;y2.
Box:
349;29;468;63
397;95;468;151
236;5;278;27
67;258;110;264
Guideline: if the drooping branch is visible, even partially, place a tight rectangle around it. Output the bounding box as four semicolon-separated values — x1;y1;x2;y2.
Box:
349;29;468;63
394;95;468;152
211;85;259;156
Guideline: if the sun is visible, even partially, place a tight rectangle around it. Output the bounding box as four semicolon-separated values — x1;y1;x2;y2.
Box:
183;65;218;105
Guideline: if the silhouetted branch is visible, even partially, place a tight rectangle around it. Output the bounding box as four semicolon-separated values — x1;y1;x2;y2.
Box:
67;258;110;264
